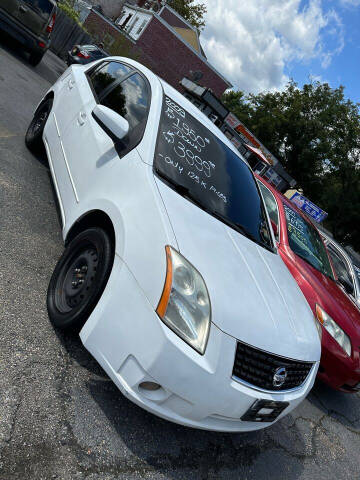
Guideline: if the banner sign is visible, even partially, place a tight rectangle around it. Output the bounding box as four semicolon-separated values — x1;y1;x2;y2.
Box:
290;193;328;223
224;113;240;129
235;124;260;148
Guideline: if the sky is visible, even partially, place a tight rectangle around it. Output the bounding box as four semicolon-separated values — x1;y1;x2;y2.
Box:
199;0;360;104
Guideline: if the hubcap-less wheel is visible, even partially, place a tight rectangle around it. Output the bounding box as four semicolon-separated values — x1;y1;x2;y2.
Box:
25;98;52;152
29;104;50;137
47;227;114;331
54;246;99;313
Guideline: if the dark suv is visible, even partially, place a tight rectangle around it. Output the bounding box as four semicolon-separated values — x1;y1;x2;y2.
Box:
0;0;57;66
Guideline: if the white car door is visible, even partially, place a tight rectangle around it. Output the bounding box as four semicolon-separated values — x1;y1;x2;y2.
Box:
59;61;151;216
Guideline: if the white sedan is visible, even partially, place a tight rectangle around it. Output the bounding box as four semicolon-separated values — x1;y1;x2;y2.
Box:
26;57;321;432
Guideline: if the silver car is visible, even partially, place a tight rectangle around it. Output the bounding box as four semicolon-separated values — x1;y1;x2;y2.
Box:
321;231;360;309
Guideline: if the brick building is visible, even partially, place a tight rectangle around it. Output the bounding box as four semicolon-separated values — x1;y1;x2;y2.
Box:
83;2;232;97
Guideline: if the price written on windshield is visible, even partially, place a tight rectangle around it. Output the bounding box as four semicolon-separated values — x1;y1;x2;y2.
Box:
284;205;307;244
163;97;214;176
158;97;227;203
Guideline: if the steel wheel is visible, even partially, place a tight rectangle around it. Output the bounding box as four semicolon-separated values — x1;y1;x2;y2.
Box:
47;227;114;331
25;98;52;152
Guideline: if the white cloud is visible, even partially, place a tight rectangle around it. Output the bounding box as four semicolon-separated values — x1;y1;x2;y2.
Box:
199;0;344;93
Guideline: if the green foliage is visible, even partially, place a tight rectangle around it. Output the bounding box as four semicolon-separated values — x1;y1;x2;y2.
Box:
58;0;81;24
167;0;207;30
222;82;360;250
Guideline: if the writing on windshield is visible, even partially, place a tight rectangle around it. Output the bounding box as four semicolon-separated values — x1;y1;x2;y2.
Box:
284;204;334;278
158;97;228;204
154;95;274;251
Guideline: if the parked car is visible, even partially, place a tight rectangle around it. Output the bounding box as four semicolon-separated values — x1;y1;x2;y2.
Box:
257;175;360;393
320;231;360;309
0;0;56;66
25;57;321;432
67;44;108;65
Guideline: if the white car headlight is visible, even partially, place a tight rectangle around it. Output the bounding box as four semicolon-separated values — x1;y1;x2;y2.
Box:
157;246;211;354
315;304;351;356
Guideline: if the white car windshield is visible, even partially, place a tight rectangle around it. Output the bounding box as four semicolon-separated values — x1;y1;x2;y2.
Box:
153;95;274;252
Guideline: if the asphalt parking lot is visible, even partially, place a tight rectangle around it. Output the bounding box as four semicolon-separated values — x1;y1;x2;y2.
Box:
0;37;360;480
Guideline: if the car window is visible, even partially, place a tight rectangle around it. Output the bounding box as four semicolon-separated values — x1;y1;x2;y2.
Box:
284;203;334;279
258;182;280;241
101;73;150;155
327;245;354;292
88;62;133;99
82;46;104;55
91;50;106;59
353;263;360;283
23;0;54;15
153;95;274;252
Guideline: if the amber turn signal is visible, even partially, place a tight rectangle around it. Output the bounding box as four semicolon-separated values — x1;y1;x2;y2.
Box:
156;246;173;318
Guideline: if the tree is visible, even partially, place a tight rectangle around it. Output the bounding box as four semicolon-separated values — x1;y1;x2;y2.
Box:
58;0;81;24
167;0;207;30
222;82;360;250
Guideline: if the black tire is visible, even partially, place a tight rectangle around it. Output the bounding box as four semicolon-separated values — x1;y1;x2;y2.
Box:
29;51;44;66
25;98;53;152
47;228;114;331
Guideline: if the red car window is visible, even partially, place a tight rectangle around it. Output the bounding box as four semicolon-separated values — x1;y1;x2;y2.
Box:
283;203;334;279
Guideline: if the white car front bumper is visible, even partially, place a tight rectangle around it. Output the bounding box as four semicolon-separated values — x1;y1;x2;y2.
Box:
80;255;318;432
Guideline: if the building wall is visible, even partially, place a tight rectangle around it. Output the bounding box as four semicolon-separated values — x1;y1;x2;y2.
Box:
84;10;229;97
84;10;145;60
138;17;229;97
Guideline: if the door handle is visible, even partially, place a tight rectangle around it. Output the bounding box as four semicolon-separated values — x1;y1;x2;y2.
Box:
78;112;87;126
19;5;28;12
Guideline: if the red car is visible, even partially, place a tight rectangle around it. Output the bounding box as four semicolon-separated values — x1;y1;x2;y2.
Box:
256;175;360;392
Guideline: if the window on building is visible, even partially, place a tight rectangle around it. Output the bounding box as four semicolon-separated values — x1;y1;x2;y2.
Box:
121;13;132;28
136;20;148;35
209;113;219;124
127;16;139;34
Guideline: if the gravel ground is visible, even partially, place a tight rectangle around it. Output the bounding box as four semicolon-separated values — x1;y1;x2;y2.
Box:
0;34;359;480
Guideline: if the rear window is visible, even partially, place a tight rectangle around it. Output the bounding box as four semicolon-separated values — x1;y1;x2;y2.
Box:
154;95;274;252
23;0;54;15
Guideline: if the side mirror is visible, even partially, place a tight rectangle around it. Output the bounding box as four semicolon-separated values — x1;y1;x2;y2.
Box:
92;104;129;142
338;275;354;295
270;219;278;238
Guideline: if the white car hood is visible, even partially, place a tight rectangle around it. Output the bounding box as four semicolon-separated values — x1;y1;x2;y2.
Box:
156;178;320;362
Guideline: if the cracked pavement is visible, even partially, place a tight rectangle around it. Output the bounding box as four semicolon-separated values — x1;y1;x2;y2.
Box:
0;36;359;480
